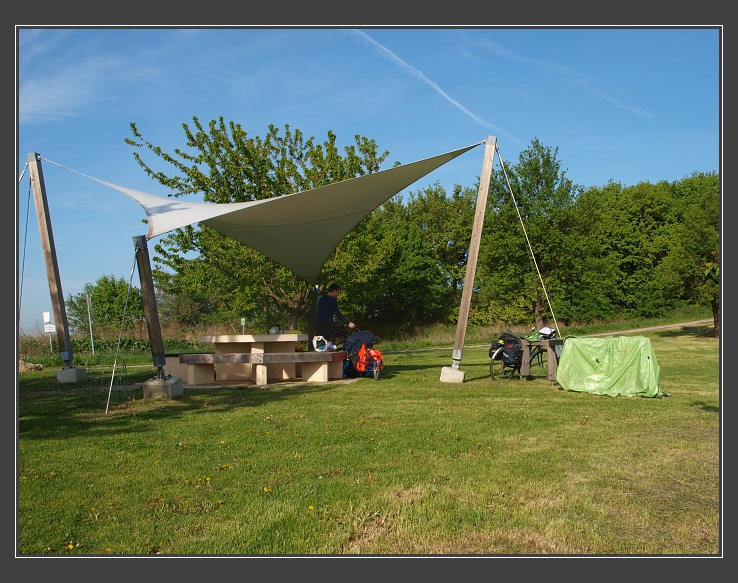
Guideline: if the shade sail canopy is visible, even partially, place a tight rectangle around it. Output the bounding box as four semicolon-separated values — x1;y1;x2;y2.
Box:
95;141;482;284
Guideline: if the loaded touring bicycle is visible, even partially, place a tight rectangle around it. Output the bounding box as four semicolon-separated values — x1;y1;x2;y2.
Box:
489;326;559;380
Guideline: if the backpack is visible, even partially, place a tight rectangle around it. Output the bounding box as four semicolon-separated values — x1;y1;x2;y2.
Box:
502;339;523;368
355;344;384;373
489;332;524;369
345;330;380;355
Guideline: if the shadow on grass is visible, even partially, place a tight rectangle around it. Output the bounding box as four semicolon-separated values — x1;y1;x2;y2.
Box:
652;325;717;339
17;370;354;442
693;400;719;413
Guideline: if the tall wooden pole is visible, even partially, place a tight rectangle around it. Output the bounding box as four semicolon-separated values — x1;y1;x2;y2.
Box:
27;152;75;368
445;136;497;375
133;236;167;379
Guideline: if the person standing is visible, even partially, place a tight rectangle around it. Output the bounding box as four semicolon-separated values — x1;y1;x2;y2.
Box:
314;283;356;343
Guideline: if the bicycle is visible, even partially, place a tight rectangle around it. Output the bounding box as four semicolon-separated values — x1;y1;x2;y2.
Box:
489;328;557;380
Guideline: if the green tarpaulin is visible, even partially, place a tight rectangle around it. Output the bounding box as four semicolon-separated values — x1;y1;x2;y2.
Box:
556;336;663;398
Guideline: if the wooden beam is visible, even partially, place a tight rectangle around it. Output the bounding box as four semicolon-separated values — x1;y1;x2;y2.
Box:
449;136;497;370
133;236;167;377
27;152;74;368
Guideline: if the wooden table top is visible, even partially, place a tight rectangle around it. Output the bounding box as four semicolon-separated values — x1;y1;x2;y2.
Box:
199;333;308;343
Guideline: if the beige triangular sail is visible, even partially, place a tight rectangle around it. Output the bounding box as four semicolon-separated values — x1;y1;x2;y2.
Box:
85;141;482;284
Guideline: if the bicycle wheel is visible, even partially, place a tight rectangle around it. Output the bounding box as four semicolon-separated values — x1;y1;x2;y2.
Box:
529;347;549;375
489;347;507;379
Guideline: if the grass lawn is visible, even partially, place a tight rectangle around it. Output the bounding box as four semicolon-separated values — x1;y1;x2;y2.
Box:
16;323;720;557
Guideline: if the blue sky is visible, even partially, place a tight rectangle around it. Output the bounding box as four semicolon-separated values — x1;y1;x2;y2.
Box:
16;26;721;333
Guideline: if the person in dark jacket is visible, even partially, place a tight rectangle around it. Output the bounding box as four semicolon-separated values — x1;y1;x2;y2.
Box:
314;283;355;343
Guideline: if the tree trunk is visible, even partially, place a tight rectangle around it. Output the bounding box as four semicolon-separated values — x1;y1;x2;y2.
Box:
534;291;544;330
287;307;301;332
712;298;720;338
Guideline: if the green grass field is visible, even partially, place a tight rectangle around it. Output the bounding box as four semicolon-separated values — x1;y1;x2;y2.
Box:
16;322;720;556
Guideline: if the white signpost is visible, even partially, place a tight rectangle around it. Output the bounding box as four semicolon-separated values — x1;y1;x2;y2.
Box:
43;312;55;352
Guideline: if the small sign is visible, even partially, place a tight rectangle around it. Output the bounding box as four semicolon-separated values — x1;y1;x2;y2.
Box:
240;318;246;326
44;323;56;334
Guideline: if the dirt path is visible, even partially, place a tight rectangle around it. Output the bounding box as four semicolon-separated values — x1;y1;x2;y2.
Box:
403;319;716;354
583;318;713;337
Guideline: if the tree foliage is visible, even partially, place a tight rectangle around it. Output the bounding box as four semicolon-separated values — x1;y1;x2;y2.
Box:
66;274;144;334
406;181;477;302
477;138;581;328
110;122;719;338
125;118;390;331
657;171;720;335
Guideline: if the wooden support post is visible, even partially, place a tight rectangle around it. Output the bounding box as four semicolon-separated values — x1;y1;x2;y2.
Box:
133;236;167;379
27;152;76;371
441;137;497;383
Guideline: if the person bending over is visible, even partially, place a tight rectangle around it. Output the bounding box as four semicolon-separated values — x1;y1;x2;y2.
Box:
315;283;356;343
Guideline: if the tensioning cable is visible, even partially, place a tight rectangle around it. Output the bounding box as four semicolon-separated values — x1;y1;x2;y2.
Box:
494;145;561;337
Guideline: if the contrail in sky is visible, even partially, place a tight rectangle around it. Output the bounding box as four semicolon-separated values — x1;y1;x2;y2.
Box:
349;30;515;141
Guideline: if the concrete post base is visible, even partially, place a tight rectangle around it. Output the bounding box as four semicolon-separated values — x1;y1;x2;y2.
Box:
141;376;184;399
57;367;87;383
440;366;466;383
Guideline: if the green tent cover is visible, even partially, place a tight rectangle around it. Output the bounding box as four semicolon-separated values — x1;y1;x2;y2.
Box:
556;336;662;398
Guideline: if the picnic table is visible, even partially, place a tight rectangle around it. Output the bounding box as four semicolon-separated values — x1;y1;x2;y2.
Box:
169;333;346;385
519;338;565;381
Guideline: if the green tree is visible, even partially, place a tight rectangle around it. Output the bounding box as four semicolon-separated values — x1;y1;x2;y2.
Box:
350;198;450;330
555;182;622;324
66;274;145;334
658;171;720;336
560;172;719;329
405;181;478;318
125;118;389;331
324;197;406;328
595;180;685;318
478;138;581;329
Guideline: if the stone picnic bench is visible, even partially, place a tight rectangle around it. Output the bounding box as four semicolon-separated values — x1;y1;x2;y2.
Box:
171;350;348;386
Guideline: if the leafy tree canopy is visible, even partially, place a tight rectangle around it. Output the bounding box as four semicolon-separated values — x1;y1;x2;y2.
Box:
125;118;390;331
66;274;144;334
